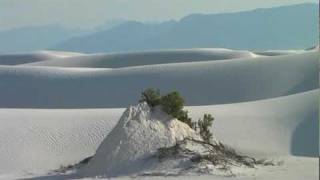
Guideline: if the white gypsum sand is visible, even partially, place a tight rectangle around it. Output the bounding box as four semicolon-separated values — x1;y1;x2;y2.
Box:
0;48;317;179
0;51;317;108
0;90;317;179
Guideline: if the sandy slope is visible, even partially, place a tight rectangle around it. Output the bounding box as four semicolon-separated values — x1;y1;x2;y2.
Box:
80;157;320;180
0;108;123;173
187;90;319;158
0;90;317;174
0;51;317;108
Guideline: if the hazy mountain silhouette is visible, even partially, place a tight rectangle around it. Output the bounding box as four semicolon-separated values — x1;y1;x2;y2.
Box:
53;3;318;53
0;19;129;54
0;25;84;54
0;3;317;54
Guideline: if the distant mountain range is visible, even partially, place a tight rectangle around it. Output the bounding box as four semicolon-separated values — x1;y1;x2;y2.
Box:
52;3;319;53
0;25;83;54
0;21;124;54
0;3;318;54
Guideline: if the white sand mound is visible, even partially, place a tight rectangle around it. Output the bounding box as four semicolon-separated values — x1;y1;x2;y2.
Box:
82;102;199;177
24;48;258;68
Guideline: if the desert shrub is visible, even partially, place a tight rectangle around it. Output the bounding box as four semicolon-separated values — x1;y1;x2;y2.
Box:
140;88;161;107
176;110;193;128
160;91;193;128
160;91;184;118
140;89;213;131
198;114;214;143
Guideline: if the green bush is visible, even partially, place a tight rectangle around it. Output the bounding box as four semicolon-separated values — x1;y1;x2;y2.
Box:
176;110;193;128
160;91;193;128
140;88;161;107
160;91;184;117
140;89;214;134
198;114;214;143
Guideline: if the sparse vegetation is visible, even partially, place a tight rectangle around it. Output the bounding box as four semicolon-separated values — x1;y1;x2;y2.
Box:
140;88;215;142
160;91;184;117
139;89;278;174
140;89;194;128
55;156;93;173
156;138;276;172
160;92;194;128
198;114;214;143
140;88;161;107
176;110;193;129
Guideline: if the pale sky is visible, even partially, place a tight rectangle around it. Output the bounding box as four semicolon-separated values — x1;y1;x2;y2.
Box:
0;0;317;30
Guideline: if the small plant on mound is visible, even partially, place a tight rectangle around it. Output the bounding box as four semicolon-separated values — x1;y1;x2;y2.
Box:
139;88;161;107
198;114;215;143
160;91;193;128
140;89;194;128
176;110;193;129
160;91;184;117
140;89;214;137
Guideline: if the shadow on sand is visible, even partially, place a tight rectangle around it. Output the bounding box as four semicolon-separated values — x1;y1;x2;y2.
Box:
291;108;319;157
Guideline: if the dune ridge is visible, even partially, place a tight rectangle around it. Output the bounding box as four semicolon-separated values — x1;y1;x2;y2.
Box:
0;51;317;108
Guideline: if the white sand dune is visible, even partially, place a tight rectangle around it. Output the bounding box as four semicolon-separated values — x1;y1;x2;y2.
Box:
0;48;317;179
23;49;259;68
0;90;317;174
187;89;318;158
0;51;317;108
0;51;82;65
